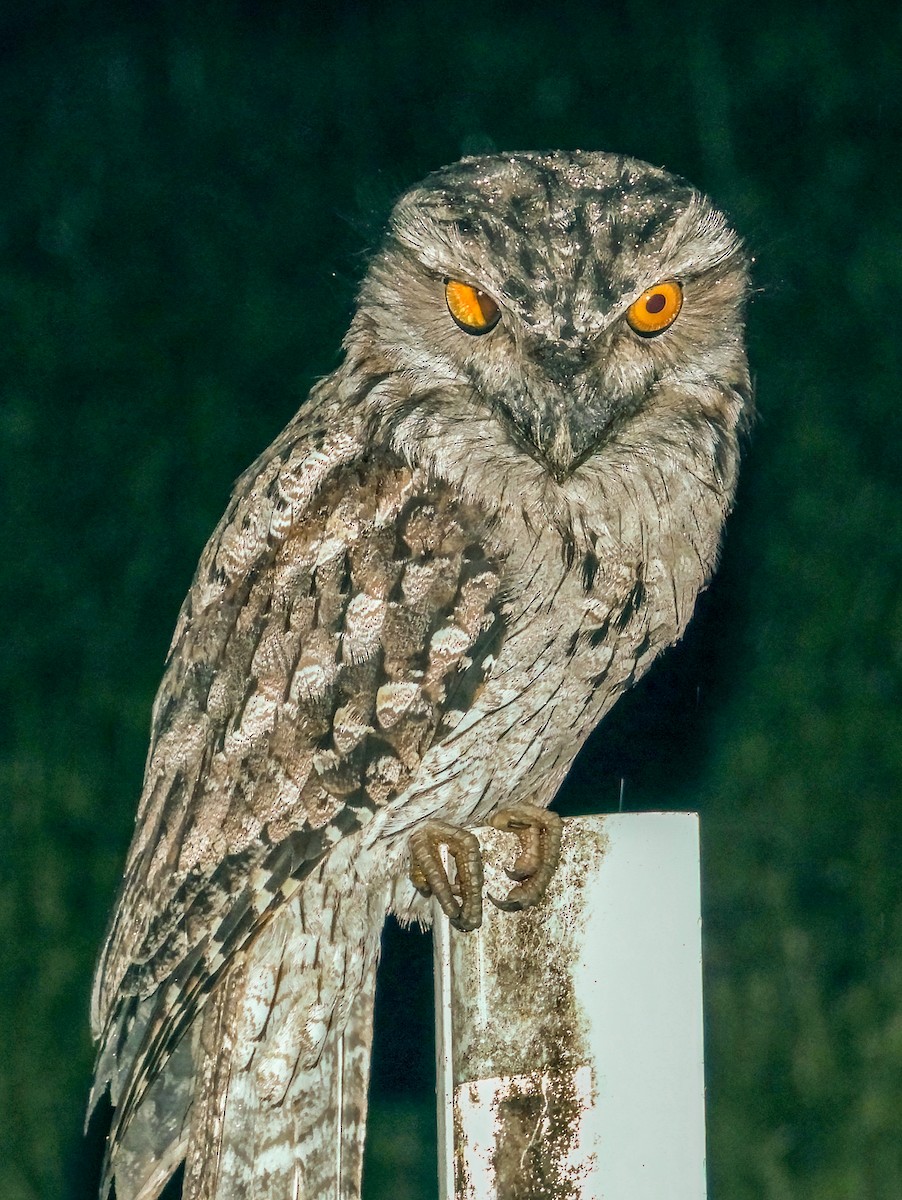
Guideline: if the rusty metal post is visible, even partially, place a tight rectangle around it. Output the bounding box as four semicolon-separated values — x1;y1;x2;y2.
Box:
433;812;707;1200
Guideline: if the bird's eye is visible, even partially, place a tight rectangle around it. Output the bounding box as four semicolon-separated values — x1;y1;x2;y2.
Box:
626;279;683;336
445;279;501;335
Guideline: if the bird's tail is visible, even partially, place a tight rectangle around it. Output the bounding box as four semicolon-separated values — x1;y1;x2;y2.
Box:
106;869;386;1200
184;944;378;1198
182;883;383;1200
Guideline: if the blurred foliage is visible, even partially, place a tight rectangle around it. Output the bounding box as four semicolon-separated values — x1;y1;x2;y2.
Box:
0;1;899;1197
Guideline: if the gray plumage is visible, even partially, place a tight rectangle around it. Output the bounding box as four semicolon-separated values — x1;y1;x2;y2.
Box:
89;150;750;1199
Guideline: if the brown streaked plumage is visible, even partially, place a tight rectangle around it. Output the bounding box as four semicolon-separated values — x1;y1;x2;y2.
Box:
90;150;751;1199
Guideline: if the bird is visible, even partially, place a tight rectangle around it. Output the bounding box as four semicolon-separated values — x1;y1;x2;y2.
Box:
88;150;751;1200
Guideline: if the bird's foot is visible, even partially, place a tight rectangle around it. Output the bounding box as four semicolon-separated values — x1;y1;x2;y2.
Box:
408;806;562;930
409;820;483;932
487;804;563;912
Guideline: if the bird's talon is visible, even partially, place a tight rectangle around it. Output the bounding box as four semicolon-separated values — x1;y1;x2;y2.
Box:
487;890;522;912
409;820;484;932
505;865;531;882
487;804;563;913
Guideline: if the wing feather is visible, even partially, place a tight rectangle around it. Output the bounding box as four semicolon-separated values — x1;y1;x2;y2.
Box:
91;408;507;1170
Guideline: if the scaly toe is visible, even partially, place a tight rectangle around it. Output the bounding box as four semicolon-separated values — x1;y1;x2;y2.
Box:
409;820;484;932
487;805;563;913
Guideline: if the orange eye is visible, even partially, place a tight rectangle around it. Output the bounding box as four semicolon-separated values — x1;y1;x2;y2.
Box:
626;279;683;336
445;279;501;335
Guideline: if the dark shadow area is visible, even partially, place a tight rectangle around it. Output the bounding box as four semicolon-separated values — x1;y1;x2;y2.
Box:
558;554;746;817
364;920;438;1199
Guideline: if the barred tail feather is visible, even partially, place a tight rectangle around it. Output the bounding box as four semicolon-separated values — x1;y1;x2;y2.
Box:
99;860;387;1199
180;880;383;1199
183;949;378;1200
101;1029;194;1200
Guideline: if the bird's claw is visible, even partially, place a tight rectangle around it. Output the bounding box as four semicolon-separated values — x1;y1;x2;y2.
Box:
409;820;483;931
409;806;562;930
487;804;563;912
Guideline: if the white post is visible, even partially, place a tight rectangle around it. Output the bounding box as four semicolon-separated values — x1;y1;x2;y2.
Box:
433;812;707;1200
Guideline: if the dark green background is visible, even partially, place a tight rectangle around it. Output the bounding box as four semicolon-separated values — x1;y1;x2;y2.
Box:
2;2;900;1197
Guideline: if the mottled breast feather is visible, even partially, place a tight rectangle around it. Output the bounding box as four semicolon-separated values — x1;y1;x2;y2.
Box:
91;432;507;1142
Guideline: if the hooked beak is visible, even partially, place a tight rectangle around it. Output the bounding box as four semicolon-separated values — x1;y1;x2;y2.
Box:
541;421;580;481
523;397;616;482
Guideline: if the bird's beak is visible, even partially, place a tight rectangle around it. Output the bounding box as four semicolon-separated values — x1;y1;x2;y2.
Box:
527;399;612;482
541;421;580;481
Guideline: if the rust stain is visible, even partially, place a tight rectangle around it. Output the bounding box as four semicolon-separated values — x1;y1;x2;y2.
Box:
449;819;609;1197
453;1080;469;1199
450;820;608;1079
492;1070;590;1200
